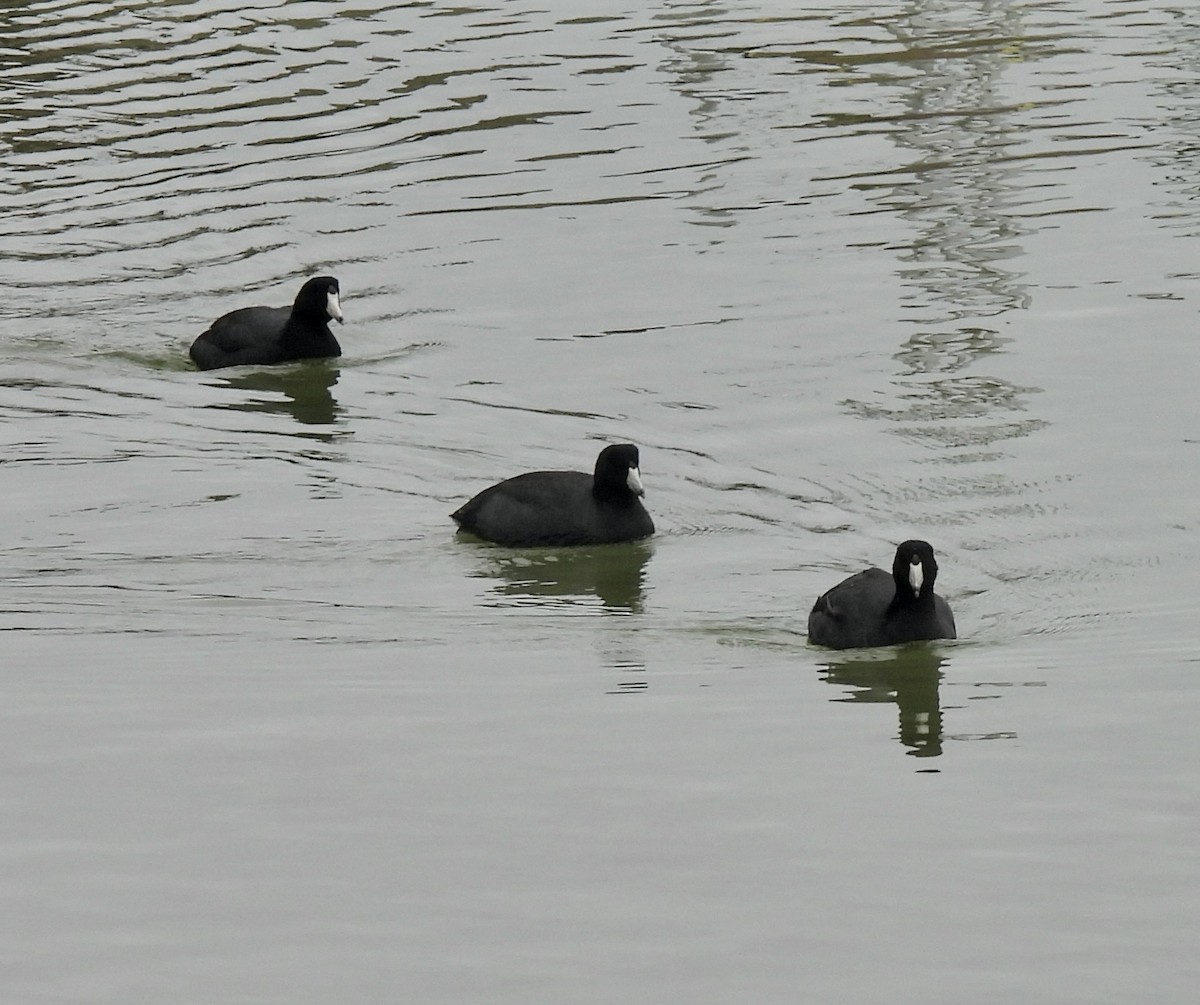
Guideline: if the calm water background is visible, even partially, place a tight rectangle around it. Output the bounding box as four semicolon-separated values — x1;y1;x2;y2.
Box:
3;1;1198;1001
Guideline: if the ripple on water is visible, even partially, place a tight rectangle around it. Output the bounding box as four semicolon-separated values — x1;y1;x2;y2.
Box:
5;5;1200;1003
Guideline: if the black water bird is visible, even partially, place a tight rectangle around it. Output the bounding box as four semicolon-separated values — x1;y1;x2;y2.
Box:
808;539;956;649
189;276;343;370
451;443;654;547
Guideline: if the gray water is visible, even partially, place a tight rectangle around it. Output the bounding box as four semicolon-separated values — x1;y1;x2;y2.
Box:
3;1;1199;1002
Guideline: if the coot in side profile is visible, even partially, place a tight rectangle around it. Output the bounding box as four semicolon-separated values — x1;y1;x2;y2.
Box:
808;539;956;649
189;276;343;370
451;443;654;547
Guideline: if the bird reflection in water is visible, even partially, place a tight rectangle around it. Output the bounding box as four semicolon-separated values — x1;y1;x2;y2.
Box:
467;540;652;614
209;362;342;427
818;648;947;758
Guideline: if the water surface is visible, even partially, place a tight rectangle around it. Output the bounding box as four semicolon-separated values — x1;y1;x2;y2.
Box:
3;1;1199;1002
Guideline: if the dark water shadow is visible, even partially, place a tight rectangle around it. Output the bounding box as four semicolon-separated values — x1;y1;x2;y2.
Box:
206;362;343;427
462;539;653;614
818;647;947;758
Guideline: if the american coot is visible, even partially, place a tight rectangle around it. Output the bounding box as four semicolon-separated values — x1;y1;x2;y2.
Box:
189;276;343;370
808;539;956;649
451;443;655;547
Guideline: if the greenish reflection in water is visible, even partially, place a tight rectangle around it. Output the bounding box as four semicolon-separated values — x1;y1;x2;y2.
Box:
819;647;947;758
206;363;344;427
459;539;653;614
